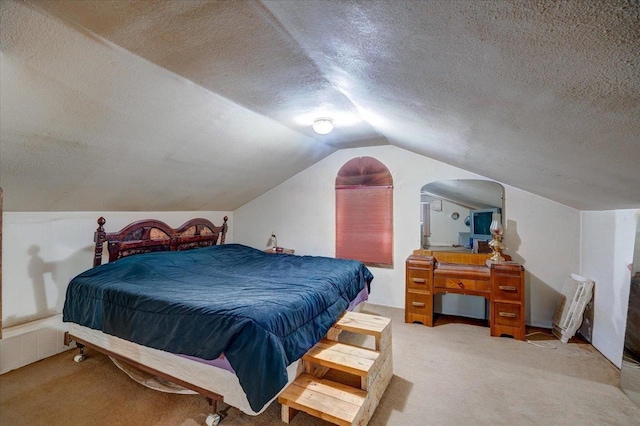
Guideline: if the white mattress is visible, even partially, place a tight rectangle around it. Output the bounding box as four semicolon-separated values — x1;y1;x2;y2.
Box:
69;323;301;415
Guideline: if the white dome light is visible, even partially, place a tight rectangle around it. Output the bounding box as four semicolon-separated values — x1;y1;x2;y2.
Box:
312;118;334;135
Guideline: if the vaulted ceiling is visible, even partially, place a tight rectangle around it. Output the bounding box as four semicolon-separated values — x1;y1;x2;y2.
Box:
1;0;638;211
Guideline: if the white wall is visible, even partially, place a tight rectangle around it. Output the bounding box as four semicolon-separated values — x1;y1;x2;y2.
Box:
2;211;232;328
234;145;581;327
581;209;639;368
502;185;582;327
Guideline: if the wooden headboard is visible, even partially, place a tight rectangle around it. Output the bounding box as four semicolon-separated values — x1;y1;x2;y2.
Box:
93;216;229;267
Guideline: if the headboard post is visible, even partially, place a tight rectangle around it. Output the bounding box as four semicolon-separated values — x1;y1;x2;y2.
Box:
221;216;229;244
93;217;107;267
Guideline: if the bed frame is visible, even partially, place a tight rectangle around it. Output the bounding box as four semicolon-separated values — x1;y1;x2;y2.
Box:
67;216;230;425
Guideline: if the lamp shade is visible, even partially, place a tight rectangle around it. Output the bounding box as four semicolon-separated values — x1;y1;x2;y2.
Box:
489;213;503;237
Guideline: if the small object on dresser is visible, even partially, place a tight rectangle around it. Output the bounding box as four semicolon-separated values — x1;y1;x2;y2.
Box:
267;232;278;250
264;247;295;255
488;213;506;262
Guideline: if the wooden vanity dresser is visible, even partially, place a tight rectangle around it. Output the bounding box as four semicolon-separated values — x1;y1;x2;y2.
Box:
405;249;526;340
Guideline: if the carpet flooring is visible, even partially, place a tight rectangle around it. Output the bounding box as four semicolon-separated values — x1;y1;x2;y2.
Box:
1;304;639;425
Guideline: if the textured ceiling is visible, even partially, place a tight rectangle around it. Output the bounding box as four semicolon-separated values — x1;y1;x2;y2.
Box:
1;0;639;211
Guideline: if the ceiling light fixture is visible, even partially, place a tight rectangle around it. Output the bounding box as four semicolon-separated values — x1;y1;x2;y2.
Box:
312;118;334;135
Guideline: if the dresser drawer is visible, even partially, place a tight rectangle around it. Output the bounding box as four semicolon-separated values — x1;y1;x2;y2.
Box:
406;291;432;314
491;270;524;302
493;281;523;302
493;302;522;327
434;276;490;292
407;268;430;290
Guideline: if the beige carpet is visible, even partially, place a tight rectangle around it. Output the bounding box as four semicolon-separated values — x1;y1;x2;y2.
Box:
1;304;639;425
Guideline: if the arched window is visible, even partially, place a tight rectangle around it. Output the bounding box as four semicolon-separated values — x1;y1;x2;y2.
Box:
335;157;393;266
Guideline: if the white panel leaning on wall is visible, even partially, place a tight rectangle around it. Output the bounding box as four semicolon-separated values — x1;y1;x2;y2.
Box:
552;274;595;344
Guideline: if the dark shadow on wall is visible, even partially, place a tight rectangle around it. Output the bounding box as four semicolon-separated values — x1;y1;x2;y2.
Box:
27;245;55;320
504;219;562;328
5;244;94;328
522;270;561;328
505;219;522;254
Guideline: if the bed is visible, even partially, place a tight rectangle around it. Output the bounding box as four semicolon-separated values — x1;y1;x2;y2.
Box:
62;216;373;421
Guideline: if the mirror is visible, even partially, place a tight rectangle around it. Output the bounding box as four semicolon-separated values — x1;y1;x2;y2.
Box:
420;179;504;251
621;215;640;408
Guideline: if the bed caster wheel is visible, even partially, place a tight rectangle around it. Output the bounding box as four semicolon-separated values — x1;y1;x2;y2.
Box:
205;413;220;426
73;354;86;363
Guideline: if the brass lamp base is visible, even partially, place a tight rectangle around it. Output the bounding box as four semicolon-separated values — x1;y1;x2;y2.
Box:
488;236;506;263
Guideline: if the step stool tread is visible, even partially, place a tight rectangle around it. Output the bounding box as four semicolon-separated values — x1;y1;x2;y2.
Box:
303;339;379;377
335;312;391;337
278;373;366;426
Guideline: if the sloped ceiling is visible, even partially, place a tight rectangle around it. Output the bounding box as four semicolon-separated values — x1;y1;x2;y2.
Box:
1;0;638;211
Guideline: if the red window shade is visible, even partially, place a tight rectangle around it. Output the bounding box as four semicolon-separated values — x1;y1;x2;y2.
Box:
335;157;393;266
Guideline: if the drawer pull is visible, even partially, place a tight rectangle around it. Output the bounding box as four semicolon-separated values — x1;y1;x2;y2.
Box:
412;302;426;308
499;312;517;318
458;282;465;289
499;286;517;291
412;278;426;284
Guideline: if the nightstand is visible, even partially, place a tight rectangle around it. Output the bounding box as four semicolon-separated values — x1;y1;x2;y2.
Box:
264;247;295;255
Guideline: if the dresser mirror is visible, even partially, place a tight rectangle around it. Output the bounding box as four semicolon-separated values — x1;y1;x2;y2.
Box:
621;214;640;408
420;180;504;250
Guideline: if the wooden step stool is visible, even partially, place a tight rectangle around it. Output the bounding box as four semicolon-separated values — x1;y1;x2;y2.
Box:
279;311;392;426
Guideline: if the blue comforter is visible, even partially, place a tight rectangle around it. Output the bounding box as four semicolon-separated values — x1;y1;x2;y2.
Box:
63;244;373;412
